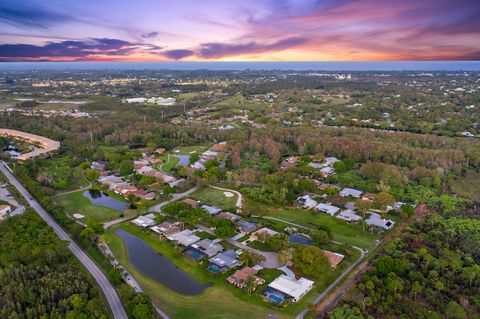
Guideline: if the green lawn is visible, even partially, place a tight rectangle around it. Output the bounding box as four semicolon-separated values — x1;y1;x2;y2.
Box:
161;155;180;172
55;190;133;222
189;187;238;210
244;198;378;250
450;173;480;202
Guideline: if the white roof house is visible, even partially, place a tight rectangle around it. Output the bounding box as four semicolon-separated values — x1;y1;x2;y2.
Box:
297;195;317;209
315;203;340;216
365;213;395;230
336;209;362;222
167;229;201;246
320;166;336;175
125;97;147;104
189;239;224;257
268;275;314;302
253;227;279;239
325;157;340;166
339;188;363;198
131;215;156;228
201;205;222;215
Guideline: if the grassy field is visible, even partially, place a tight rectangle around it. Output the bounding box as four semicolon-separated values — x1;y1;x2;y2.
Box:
173;145;208;155
189;187;238;210
450;173;480;202
244;198;378;250
161;155;180;172
55;190;133;222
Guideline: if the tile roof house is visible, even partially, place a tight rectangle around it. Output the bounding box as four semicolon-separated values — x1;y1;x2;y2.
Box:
151;222;181;237
322;250;345;268
183;198;199;208
217;211;241;222
227;266;265;290
315;203;340;216
362;193;377;201
208;250;241;273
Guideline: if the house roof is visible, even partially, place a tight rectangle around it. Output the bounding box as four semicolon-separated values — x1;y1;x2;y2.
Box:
167;229;201;246
131;216;155;227
209;250;240;268
227;266;264;286
183;198;199;208
201;205;222;215
336;209;362;222
238;220;258;233
340;188;363;198
322;250;345;268
315;203;340;215
365;213;395;230
268;275;314;300
190;239;223;257
217;211;241;221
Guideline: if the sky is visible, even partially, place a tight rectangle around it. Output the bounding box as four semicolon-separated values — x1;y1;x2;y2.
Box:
0;0;479;62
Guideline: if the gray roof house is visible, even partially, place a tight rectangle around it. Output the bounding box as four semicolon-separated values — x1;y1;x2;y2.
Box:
297;195;317;209
315;203;340;216
339;188;363;198
201;204;222;215
237;220;258;233
208;250;241;273
365;213;395;230
184;239;224;261
336;209;362;222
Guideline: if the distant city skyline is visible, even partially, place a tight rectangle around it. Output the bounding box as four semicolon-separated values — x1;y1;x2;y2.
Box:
1;0;479;62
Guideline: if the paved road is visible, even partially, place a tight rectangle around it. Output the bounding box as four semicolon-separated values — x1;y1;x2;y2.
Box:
103;215;136;229
0;163;128;319
148;186;198;212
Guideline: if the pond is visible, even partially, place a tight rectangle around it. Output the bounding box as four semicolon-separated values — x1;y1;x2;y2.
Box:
288;234;312;246
115;229;211;295
83;189;127;211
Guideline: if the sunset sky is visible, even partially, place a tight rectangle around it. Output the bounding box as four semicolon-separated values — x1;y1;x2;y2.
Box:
1;0;479;62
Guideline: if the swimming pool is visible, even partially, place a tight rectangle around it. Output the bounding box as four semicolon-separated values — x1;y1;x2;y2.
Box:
267;293;285;304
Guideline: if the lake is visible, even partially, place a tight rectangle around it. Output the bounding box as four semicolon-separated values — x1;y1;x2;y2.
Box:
83;189;127;211
115;229;211;295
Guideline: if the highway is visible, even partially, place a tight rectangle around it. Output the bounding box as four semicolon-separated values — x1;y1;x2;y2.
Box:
0;162;128;319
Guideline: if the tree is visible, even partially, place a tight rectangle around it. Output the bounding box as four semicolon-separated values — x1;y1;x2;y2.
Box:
119;160;134;176
401;204;414;217
293;246;330;280
155;214;166;224
132;303;153;319
84;169;100;182
445;301;467;319
244;275;256;294
311;230;331;245
108;267;123;285
373;192;395;211
410;281;422;300
333;161;347;172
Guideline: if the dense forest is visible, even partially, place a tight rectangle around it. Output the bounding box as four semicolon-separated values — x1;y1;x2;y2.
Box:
0;211;109;319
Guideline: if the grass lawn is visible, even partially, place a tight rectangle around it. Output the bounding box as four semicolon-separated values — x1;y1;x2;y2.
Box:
161;155;180;173
55;190;135;222
107;223;298;319
173;145;208;155
189;186;238;210
244;198;378;250
450;173;480;202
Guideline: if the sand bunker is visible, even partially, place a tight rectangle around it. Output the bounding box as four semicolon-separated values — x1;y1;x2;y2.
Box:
73;213;85;219
223;191;234;198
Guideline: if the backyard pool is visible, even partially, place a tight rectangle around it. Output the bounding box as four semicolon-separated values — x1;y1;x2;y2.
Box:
83;189;127;211
288;234;312;246
115;229;211;295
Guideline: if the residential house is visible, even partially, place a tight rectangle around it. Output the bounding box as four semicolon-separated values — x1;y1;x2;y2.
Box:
315;203;340;216
281;157;299;170
362;193;377;201
264;275;314;303
227;266;265;290
335;209;362;222
217;212;241;222
212;142;227;153
339;188;363;198
201;205;222;216
320;166;336;176
297;195;317;209
208;250;241;273
131;215;156;228
365;213;395;230
0;205;11;220
151;222;181;237
253;227;279;242
155;147;166;155
183;198;199;208
167;229;201;246
237;220;258;234
91;161;106;171
325;157;340;166
322;250;344;268
184;239;223;261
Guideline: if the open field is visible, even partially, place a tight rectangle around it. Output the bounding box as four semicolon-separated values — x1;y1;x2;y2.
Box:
450;174;480;202
189;186;238;210
56;190;130;222
244;198;378;250
160;154;180;172
173;145;208;155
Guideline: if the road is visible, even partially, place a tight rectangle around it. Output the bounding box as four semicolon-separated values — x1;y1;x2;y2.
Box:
0;163;128;319
148;186;198;212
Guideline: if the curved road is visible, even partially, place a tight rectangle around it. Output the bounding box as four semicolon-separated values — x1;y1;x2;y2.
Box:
0;163;128;319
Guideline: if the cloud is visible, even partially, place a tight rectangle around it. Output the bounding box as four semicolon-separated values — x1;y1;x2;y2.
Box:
163;49;195;60
0;38;159;61
196;37;307;59
0;3;74;29
142;31;159;39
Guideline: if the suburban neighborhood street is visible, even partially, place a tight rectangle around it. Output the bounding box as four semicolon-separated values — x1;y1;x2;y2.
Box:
0;162;128;319
149;186;199;213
